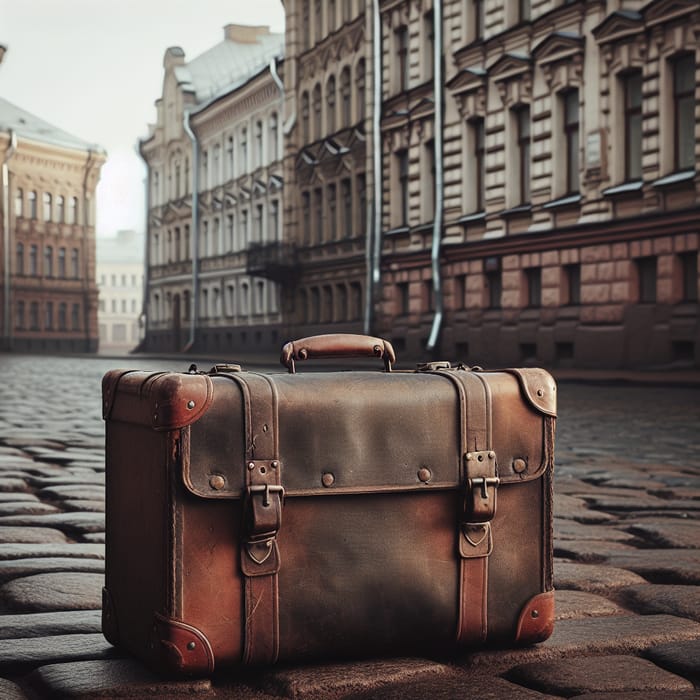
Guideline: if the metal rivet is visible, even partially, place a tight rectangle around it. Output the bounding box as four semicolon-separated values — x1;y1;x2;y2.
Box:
531;609;539;619
536;388;544;397
322;472;335;487
187;641;196;650
187;400;195;410
262;424;269;432
248;462;255;471
466;453;473;461
513;458;527;474
153;414;158;422
209;475;225;491
417;467;432;483
488;451;495;460
271;461;279;469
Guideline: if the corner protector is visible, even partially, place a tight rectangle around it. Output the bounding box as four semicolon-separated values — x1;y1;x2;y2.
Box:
514;589;555;645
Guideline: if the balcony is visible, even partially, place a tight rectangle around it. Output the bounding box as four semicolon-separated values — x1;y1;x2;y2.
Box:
246;242;300;285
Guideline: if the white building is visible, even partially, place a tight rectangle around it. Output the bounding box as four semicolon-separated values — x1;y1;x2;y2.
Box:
97;230;144;353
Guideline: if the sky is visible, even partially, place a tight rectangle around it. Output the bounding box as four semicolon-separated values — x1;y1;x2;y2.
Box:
0;0;285;238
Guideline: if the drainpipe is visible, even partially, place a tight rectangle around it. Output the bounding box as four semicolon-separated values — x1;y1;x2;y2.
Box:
82;149;97;351
2;130;17;350
366;0;382;336
138;141;150;349
183;111;199;352
426;0;444;353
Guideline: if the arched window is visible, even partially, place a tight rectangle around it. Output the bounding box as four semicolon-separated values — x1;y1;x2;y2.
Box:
58;248;66;278
327;75;336;133
14;188;23;218
69;197;78;224
56;195;65;223
301;92;310;143
44;246;53;278
340;67;351;126
255;120;263;166
29;191;37;219
357;59;366;122
43;193;52;222
269;113;279;160
312;84;322;140
16;243;24;275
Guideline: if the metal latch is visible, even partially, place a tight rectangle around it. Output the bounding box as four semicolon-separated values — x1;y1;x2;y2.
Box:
416;361;452;371
464;450;499;522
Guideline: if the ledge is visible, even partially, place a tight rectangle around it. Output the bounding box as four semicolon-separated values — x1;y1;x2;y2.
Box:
501;204;532;218
602;180;643;197
542;194;582;210
457;211;486;224
651;170;695;189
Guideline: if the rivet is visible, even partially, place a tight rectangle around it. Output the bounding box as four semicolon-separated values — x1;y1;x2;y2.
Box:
321;472;335;487
187;400;195;410
513;458;527;474
531;609;539;619
417;467;432;483
209;475;225;491
466;453;473;461
187;641;196;650
536;388;544;397
153;414;158;422
262;424;269;432
271;461;279;469
488;451;495;460
248;462;255;471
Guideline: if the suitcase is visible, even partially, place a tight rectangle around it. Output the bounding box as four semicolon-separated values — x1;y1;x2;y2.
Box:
102;333;556;675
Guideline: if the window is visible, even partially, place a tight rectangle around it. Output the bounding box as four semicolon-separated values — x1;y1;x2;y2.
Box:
314;0;322;42
423;280;434;313
302;0;310;50
563;90;580;193
56;195;64;223
519;0;531;22
327;76;336;133
71;249;79;278
175;163;181;197
396;27;409;92
357;59;366;122
254;205;263;242
312;84;322;140
397;149;409;225
472;118;486;211
227;136;234;178
44;246;53;277
341;67;351;126
472;0;485;41
486;270;502;309
30;302;39;330
45;301;54;330
454;275;466;309
680;252;697;302
70;196;78;224
255;121;263;166
241;128;248;171
213;144;220;184
270;113;279;160
226;215;234;251
16;301;25;330
201;150;209;189
301;92;310;143
357;173;367;234
256;280;265;314
314;187;323;243
328;183;337;240
637;256;657;303
514;106;531;204
14;188;23;217
623;71;643;181
423;10;434;82
58;248;66;278
58;303;67;331
16;243;24;275
302;191;311;245
525;268;541;307
342;0;351;22
270;200;280;240
424;140;435;221
72;304;81;331
397;282;410;315
29;191;37;219
341;179;352;238
673;53;695;171
350;283;362;321
240;210;249;247
29;245;38;275
564;264;581;305
328;0;336;32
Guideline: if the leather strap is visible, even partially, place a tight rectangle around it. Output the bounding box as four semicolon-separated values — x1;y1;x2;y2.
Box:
227;372;282;665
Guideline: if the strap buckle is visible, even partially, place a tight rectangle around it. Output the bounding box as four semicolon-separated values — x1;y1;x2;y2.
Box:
464;451;499;522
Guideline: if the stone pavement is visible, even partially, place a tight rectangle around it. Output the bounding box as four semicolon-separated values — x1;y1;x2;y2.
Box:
1;353;699;699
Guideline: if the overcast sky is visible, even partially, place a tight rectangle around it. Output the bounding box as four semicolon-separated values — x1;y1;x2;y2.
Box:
0;0;285;238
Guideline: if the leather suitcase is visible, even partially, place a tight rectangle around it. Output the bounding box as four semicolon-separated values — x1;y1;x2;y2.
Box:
102;333;556;675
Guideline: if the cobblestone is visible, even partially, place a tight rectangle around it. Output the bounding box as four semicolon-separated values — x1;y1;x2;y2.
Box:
0;353;699;698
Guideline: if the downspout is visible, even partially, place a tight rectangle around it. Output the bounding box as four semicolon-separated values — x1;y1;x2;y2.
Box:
138;141;150;349
183;111;199;352
366;0;382;336
2;130;17;350
426;0;444;353
82;149;96;351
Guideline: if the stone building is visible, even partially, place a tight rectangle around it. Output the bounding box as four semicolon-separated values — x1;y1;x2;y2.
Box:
268;1;374;339
375;0;699;367
139;24;285;354
96;230;144;354
0;95;105;353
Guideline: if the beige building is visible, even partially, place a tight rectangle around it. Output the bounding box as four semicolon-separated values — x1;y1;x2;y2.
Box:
97;230;144;353
139;24;285;354
0;94;105;353
374;0;699;368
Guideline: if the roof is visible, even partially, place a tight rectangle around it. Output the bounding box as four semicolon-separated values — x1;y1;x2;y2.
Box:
0;96;105;154
174;30;284;104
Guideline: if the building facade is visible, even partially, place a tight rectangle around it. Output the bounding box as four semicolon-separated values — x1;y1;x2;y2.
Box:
0;96;105;353
374;0;699;367
139;24;285;354
270;1;374;339
97;230;144;354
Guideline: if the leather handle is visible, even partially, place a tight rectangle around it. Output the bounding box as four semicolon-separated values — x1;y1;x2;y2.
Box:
280;333;396;373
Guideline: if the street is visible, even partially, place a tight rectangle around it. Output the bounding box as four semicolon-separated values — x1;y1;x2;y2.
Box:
0;353;699;698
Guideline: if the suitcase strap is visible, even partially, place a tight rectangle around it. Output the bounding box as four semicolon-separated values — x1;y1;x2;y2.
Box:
434;369;497;645
231;372;283;665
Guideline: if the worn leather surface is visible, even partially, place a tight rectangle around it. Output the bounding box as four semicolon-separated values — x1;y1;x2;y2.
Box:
104;363;555;672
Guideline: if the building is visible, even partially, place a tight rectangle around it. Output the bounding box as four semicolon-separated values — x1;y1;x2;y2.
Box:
96;230;144;354
0;92;105;353
279;0;698;368
268;1;373;339
139;24;285;354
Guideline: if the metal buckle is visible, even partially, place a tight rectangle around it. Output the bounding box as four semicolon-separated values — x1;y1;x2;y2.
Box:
468;476;501;500
464;451;498;522
248;483;285;508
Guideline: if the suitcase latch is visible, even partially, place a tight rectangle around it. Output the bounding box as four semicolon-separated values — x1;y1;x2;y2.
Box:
465;451;499;522
243;484;284;570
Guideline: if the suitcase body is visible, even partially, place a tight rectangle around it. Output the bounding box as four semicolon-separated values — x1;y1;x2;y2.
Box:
102;335;556;674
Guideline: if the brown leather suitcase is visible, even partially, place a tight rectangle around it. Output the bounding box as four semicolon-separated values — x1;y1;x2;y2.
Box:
102;334;555;675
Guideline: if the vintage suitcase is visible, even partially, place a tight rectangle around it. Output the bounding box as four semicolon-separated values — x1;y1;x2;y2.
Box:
102;334;556;675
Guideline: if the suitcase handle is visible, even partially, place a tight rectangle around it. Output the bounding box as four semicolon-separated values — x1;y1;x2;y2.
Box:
280;333;396;373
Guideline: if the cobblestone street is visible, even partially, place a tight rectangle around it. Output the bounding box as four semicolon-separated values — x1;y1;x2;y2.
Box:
0;353;699;698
